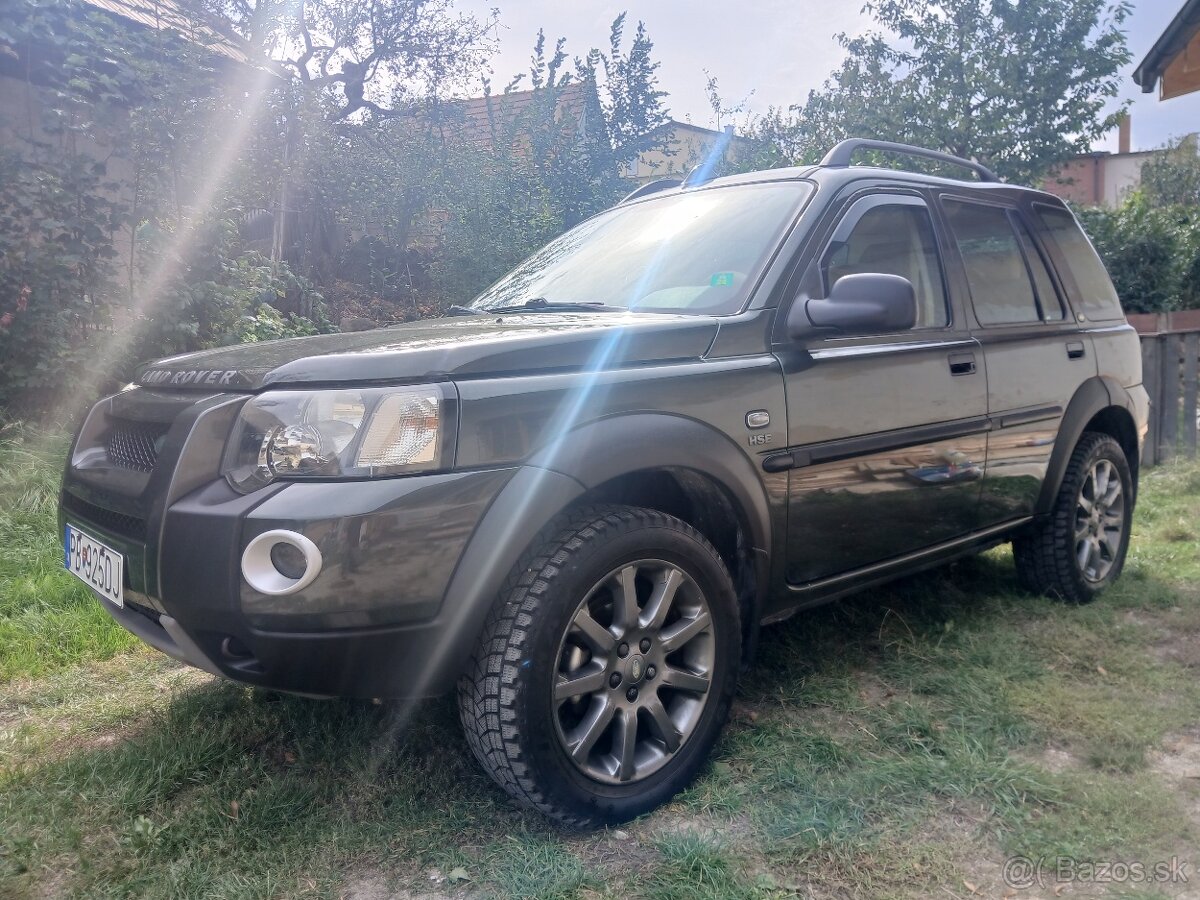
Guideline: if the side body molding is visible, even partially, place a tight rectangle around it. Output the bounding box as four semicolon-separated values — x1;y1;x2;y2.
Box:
1035;376;1140;516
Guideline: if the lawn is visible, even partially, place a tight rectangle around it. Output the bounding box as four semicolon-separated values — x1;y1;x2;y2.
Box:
2;425;1199;899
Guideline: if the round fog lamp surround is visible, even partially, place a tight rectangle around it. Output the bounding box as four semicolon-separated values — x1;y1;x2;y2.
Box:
241;530;323;595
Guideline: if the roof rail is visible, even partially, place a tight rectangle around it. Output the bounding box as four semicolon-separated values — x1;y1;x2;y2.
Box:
620;178;683;204
820;139;1000;183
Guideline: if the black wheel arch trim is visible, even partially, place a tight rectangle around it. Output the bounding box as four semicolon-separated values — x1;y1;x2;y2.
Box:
1036;375;1140;516
430;414;774;695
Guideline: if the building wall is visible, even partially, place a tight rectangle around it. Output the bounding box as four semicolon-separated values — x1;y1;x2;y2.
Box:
1042;151;1153;208
0;73;136;267
628;122;754;183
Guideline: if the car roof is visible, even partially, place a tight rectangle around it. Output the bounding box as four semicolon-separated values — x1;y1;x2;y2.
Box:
675;162;1070;209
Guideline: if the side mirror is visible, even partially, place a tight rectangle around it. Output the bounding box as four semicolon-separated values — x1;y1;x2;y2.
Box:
788;273;917;340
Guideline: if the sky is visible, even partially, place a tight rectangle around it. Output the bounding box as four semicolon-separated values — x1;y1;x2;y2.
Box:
456;0;1198;153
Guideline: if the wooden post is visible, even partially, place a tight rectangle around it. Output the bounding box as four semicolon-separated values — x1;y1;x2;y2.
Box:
1184;332;1199;461
1141;335;1161;467
1159;334;1181;463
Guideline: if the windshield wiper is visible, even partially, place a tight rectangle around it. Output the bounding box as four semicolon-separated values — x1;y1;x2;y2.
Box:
442;304;482;316
485;298;625;314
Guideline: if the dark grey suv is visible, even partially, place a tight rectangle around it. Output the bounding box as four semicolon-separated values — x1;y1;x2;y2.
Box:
60;140;1148;826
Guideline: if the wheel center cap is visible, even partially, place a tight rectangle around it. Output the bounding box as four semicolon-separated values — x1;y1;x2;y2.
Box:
626;654;646;683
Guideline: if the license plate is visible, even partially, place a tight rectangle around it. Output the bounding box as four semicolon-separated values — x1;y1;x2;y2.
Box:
65;524;124;608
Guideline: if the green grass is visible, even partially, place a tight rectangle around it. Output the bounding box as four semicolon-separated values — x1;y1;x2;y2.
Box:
2;429;1200;898
0;427;137;682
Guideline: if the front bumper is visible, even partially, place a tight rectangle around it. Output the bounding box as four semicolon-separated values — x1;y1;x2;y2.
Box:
60;388;518;698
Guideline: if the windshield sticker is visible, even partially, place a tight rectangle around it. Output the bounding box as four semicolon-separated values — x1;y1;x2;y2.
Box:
710;272;735;287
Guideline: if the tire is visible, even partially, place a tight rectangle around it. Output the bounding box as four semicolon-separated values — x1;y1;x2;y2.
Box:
1013;431;1133;604
457;504;741;827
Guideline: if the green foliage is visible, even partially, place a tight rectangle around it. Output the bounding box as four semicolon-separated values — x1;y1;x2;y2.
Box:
134;219;331;358
749;0;1132;184
1139;135;1200;208
431;29;638;303
0;148;123;416
582;14;671;162
1076;198;1200;313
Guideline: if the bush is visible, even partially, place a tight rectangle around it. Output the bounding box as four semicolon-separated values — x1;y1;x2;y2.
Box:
1077;194;1200;314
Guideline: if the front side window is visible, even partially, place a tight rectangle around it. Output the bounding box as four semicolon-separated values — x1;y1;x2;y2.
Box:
470;182;811;316
820;201;949;328
943;200;1041;326
1035;204;1123;321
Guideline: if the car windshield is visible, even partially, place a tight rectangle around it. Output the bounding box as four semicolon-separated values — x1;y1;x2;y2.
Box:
469;181;811;316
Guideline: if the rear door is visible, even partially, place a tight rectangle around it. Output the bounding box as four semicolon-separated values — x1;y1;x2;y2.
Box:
777;188;988;585
936;195;1095;523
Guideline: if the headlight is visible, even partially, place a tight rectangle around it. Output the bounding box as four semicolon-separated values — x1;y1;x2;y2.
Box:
222;385;450;493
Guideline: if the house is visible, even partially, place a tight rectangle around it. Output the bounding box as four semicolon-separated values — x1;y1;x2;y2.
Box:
624;120;756;184
424;82;606;155
1133;0;1200;99
1041;117;1154;207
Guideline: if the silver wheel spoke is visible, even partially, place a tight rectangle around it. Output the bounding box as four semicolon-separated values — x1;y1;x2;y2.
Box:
1093;464;1109;502
554;665;607;702
1101;480;1122;508
612;565;640;633
613;709;638;782
660;611;711;653
1077;493;1094;514
641;568;684;630
644;694;682;753
1077;537;1094;573
572;609;615;655
659;666;710;695
567;698;615;762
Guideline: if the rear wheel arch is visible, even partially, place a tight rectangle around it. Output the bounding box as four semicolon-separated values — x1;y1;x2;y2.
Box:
1037;377;1140;516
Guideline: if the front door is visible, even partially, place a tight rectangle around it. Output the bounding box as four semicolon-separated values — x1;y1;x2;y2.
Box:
778;191;988;585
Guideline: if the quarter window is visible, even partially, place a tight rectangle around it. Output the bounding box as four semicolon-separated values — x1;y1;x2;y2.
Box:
943;200;1048;326
1035;205;1123;320
821;202;949;329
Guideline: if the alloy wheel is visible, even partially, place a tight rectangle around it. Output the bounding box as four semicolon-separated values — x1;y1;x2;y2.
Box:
552;559;716;785
1074;458;1125;583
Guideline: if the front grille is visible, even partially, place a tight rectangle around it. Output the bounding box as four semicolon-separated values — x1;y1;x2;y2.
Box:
62;493;147;540
105;420;170;473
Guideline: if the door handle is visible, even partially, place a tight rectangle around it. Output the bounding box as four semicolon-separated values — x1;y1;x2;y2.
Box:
948;352;977;376
1066;341;1086;360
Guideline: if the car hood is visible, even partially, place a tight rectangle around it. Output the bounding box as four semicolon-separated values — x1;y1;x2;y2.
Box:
135;313;721;390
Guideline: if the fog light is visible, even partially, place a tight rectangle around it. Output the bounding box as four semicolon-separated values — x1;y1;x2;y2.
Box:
241;529;322;595
269;541;308;580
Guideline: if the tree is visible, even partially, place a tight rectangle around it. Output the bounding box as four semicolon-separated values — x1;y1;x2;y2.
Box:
584;14;670;162
758;0;1132;183
1139;136;1200;208
203;0;495;119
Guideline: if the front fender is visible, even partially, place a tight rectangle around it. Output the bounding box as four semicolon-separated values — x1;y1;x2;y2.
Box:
426;414;775;695
527;413;773;557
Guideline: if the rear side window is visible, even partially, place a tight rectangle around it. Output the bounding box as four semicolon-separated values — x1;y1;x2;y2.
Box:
943;200;1041;326
821;202;949;328
1035;205;1123;320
